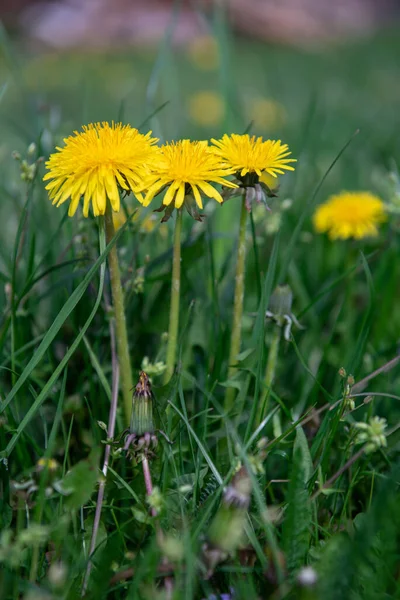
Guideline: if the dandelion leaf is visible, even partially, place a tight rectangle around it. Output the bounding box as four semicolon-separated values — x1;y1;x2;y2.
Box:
282;426;312;577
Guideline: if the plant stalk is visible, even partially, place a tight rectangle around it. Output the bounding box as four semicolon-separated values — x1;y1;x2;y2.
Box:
81;314;119;595
142;456;157;517
164;209;183;383
225;197;248;411
104;204;133;423
257;324;281;428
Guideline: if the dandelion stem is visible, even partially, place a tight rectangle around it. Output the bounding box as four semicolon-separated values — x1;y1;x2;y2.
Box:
164;209;183;383
256;324;281;428
81;314;119;595
142;455;157;517
104;204;133;424
225;196;247;411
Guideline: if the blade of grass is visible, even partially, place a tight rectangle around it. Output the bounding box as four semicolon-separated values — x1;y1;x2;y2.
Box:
1;215;128;415
1;218;112;458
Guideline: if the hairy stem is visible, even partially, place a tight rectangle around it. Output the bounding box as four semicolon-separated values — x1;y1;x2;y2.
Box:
81;314;119;595
142;456;157;517
104;204;133;423
164;209;183;383
225;197;248;411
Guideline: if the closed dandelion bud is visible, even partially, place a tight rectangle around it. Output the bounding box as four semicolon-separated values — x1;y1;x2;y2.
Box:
130;372;154;436
269;285;293;318
207;467;251;554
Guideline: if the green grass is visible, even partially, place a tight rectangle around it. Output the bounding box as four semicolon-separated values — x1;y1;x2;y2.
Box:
1;9;400;600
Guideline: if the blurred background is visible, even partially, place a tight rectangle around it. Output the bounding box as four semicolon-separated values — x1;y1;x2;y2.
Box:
0;0;399;149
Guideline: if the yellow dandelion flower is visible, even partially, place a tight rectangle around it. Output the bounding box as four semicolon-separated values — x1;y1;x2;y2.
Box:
313;191;387;240
187;91;225;127
43;122;159;218
188;35;219;71
211;133;296;179
141;139;237;213
260;171;279;190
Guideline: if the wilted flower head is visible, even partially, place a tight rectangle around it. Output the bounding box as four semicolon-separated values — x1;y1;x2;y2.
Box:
44;122;159;217
130;371;155;436
123;371;159;458
313;191;387;240
210;134;295;211
265;284;303;341
354;416;387;454
140;139;237;221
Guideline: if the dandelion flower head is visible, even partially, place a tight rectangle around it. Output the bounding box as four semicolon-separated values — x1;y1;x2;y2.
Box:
44;122;159;217
211;133;296;180
141;139;237;210
313;191;387;240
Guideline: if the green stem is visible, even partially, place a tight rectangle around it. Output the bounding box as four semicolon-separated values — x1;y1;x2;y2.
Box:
104;204;133;424
164;209;183;383
256;324;281;427
224;197;248;412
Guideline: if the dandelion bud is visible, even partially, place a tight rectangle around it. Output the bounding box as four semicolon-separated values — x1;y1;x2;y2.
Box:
130;372;154;436
269;285;293;317
338;367;347;378
207;467;251;554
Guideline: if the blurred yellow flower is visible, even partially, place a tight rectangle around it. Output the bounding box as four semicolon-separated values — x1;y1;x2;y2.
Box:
140;139;237;210
37;457;58;472
246;98;287;131
211;134;296;179
187;91;225;127
313;191;387;240
44;122;159;217
188;35;219;70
